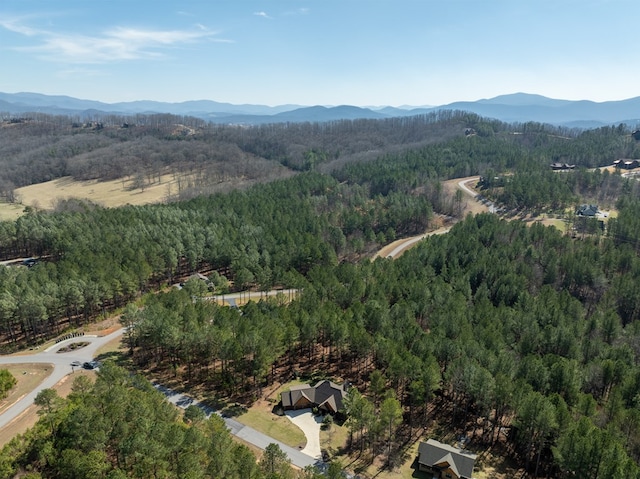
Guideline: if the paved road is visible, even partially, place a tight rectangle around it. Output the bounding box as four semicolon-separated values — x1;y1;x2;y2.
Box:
154;383;321;469
376;225;453;259
457;177;497;213
0;328;124;429
0;329;320;468
205;289;298;305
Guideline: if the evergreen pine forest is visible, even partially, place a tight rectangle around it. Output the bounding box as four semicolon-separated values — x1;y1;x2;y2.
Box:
1;112;640;478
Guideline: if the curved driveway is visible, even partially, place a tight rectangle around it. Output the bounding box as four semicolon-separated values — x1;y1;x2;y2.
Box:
0;328;123;430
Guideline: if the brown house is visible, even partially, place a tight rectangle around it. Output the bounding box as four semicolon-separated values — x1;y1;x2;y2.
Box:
281;380;347;414
417;439;477;479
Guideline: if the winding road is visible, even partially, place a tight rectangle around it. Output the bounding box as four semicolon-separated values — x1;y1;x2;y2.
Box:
0;328;320;468
0;175;489;465
0;328;124;430
372;176;489;259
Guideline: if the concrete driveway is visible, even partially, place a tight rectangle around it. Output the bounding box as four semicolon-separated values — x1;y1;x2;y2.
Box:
285;408;323;459
154;384;321;469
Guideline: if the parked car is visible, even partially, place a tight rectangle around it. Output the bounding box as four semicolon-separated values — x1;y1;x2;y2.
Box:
22;258;37;267
82;360;100;370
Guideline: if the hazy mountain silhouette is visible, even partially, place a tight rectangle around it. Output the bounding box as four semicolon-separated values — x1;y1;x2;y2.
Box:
1;91;639;128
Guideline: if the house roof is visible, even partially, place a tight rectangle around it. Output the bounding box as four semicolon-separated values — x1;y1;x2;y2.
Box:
281;380;347;412
418;439;477;479
576;204;598;216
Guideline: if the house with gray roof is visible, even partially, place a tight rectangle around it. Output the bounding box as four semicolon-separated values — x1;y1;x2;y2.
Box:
576;204;599;217
417;439;477;479
281;380;347;414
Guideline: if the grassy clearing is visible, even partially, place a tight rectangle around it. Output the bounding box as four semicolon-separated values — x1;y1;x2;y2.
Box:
0;364;52;416
233;380;308;448
236;407;307;448
0;202;24;221
320;420;349;458
10;173;182;214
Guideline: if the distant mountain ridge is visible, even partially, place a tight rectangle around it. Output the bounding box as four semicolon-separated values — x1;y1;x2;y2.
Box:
1;91;639;128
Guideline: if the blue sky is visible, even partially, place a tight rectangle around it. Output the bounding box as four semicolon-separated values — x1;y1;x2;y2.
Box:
1;0;639;106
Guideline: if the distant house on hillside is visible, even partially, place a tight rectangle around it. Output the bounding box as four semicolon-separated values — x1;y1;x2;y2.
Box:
576;204;599;217
550;162;576;170
281;380;347;414
417;439;477;479
613;158;640;170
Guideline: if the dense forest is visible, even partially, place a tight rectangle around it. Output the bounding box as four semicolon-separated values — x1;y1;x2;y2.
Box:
2;112;640;477
119;211;640;478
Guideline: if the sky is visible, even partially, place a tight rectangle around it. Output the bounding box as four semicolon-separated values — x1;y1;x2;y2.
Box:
1;0;639;107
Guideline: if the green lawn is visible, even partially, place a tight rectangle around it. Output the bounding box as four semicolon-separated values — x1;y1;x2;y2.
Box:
235;407;306;448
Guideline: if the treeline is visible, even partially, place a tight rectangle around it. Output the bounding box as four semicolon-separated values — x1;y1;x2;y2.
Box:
479;165;640;212
0;110;478;197
0;172;432;348
3;111;638;203
122;212;640;476
0;362;322;479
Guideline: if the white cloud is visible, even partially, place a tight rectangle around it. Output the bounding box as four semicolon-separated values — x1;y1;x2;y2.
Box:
0;19;225;64
253;11;272;19
0;17;42;36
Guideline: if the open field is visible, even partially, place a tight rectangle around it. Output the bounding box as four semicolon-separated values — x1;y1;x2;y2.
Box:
0;202;24;221
13;174;178;211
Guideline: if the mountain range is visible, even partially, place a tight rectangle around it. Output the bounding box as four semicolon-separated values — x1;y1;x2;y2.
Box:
1;91;639;129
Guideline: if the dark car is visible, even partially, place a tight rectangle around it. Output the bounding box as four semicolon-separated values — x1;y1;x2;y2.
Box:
82;360;100;370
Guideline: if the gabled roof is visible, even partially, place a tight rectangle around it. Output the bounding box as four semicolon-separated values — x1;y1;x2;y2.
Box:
418;439;477;479
281;380;347;412
576;204;598;216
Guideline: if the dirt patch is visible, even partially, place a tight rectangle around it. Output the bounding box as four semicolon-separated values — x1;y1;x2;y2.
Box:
84;316;121;336
442;176;490;216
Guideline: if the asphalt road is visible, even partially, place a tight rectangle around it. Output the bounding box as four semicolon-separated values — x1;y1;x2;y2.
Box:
205;288;298;305
154;383;320;469
0;286;306;464
0;328;124;430
0;328;319;468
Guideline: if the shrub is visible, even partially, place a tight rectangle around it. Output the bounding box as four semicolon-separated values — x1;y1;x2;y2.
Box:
0;369;16;399
321;414;333;430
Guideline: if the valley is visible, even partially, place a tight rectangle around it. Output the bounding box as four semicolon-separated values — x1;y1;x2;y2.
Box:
0;111;640;479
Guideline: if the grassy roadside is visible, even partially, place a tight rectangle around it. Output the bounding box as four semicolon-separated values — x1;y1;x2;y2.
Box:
0;368;97;448
0;364;52;416
233;380;307;448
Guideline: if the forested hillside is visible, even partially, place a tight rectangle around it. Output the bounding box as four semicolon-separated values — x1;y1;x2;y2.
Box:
0;172;433;346
2;111;639;204
2;112;640;477
0;362;315;479
117;212;640;477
